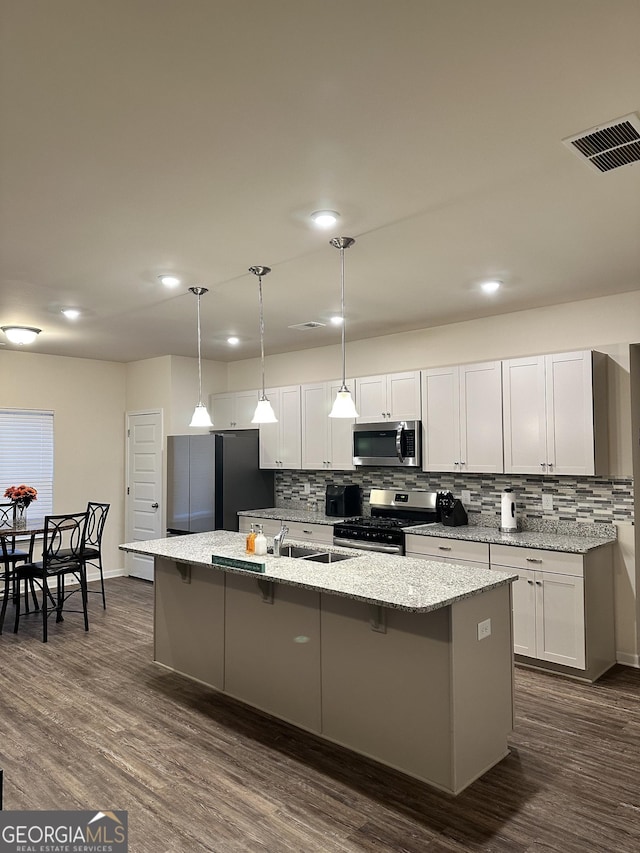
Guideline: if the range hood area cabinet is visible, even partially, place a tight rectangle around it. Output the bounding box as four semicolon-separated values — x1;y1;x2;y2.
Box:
259;385;302;469
502;350;608;476
421;361;504;474
354;371;421;423
210;390;259;430
301;380;355;470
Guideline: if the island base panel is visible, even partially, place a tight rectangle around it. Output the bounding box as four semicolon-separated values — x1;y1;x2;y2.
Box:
224;572;322;732
154;557;225;688
320;585;513;795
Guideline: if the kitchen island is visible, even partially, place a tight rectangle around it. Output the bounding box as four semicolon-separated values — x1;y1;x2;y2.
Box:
120;530;517;795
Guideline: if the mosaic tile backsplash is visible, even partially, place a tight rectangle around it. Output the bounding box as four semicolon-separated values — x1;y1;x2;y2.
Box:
276;469;634;526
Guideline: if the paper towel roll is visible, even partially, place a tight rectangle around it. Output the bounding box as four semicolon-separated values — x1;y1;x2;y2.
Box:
500;488;518;532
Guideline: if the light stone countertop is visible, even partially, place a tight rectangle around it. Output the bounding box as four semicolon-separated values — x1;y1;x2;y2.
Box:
238;507;344;525
402;523;617;554
119;530;517;614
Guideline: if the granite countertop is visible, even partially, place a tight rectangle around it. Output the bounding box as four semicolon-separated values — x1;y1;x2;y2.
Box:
119;530;517;614
402;523;617;554
238;507;345;525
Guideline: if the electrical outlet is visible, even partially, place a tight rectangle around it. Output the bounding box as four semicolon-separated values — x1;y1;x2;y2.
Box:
461;490;471;504
542;493;553;511
303;482;311;495
477;618;491;641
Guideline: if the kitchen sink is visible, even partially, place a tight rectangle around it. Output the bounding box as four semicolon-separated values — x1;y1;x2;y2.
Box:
299;551;353;564
267;544;354;563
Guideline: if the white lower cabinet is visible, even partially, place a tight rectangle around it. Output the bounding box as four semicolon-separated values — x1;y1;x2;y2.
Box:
238;516;334;546
490;543;615;680
405;534;489;568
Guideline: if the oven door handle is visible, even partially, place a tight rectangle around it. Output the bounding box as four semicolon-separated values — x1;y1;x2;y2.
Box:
395;423;405;463
333;537;403;554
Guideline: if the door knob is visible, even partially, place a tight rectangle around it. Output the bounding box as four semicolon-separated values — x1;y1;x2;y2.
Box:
151;502;159;509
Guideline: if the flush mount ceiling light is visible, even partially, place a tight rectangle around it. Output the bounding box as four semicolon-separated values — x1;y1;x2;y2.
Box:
249;266;277;424
227;336;240;346
61;308;81;320
329;237;359;419
481;280;502;294
188;287;214;428
158;274;181;287
311;210;340;229
1;325;41;345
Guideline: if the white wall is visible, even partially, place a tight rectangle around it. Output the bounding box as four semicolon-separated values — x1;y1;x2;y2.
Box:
2;350;126;579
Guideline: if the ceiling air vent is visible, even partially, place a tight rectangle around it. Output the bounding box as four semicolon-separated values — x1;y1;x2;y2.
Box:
288;321;326;331
563;113;640;172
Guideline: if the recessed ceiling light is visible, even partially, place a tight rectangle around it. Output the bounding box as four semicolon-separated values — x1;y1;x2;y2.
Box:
311;210;340;229
330;315;344;325
481;280;502;293
227;336;240;345
158;274;181;287
1;325;41;345
61;308;80;320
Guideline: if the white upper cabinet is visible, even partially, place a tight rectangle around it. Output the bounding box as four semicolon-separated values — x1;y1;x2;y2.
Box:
502;350;608;476
355;371;421;422
210;390;259;430
259;385;302;469
301;381;355;470
422;361;503;473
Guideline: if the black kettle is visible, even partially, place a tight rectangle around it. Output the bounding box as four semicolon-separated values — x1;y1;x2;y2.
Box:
436;491;468;527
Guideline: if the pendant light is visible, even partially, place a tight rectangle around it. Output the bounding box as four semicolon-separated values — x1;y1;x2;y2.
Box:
188;286;214;428
249;266;277;424
329;237;359;418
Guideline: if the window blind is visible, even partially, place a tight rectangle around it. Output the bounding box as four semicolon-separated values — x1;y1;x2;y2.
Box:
0;409;54;516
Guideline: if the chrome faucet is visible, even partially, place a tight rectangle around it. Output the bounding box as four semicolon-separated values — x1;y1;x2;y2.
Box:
272;523;289;557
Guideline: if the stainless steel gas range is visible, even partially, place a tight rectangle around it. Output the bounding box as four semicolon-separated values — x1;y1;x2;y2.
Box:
333;488;439;555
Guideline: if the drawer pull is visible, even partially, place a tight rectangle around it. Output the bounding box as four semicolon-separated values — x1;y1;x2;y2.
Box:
438;546;452;551
303;529;312;534
526;558;543;564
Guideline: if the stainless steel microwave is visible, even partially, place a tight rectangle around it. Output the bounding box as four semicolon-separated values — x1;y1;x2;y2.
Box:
352;420;421;467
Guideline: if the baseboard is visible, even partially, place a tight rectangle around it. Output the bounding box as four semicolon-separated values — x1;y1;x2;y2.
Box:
615;652;640;668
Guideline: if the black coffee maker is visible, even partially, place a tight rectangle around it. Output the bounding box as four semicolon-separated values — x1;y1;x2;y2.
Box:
325;484;362;518
436;490;468;526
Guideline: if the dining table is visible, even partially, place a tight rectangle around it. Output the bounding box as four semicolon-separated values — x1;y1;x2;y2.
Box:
0;516;74;633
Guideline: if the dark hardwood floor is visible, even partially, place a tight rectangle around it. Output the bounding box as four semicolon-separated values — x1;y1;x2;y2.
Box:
1;576;639;852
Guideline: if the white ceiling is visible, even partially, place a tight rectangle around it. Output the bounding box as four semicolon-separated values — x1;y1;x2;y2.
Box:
1;0;639;364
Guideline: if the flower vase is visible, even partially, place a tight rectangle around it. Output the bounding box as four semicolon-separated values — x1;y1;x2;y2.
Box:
14;501;27;530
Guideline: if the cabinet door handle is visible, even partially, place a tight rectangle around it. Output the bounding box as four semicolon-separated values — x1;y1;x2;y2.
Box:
526;558;543;564
548;462;554;469
535;581;543;586
438;546;452;551
540;462;546;468
527;579;534;585
386;411;391;418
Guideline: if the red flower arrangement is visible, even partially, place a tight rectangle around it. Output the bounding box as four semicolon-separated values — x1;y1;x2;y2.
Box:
4;484;38;507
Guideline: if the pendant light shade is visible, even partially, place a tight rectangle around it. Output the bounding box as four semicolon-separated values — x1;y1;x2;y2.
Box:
328;237;359;418
249;266;278;424
188;286;214;428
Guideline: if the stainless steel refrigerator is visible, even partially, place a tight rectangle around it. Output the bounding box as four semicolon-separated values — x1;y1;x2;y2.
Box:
166;430;274;534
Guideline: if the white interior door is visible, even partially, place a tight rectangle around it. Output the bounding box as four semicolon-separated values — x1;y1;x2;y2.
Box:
126;410;163;581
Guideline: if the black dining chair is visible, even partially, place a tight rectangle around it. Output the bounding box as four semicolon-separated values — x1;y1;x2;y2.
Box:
13;512;89;642
55;502;110;608
82;502;110;608
0;502;37;621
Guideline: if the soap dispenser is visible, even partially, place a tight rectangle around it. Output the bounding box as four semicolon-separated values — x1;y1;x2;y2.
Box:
254;524;267;556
